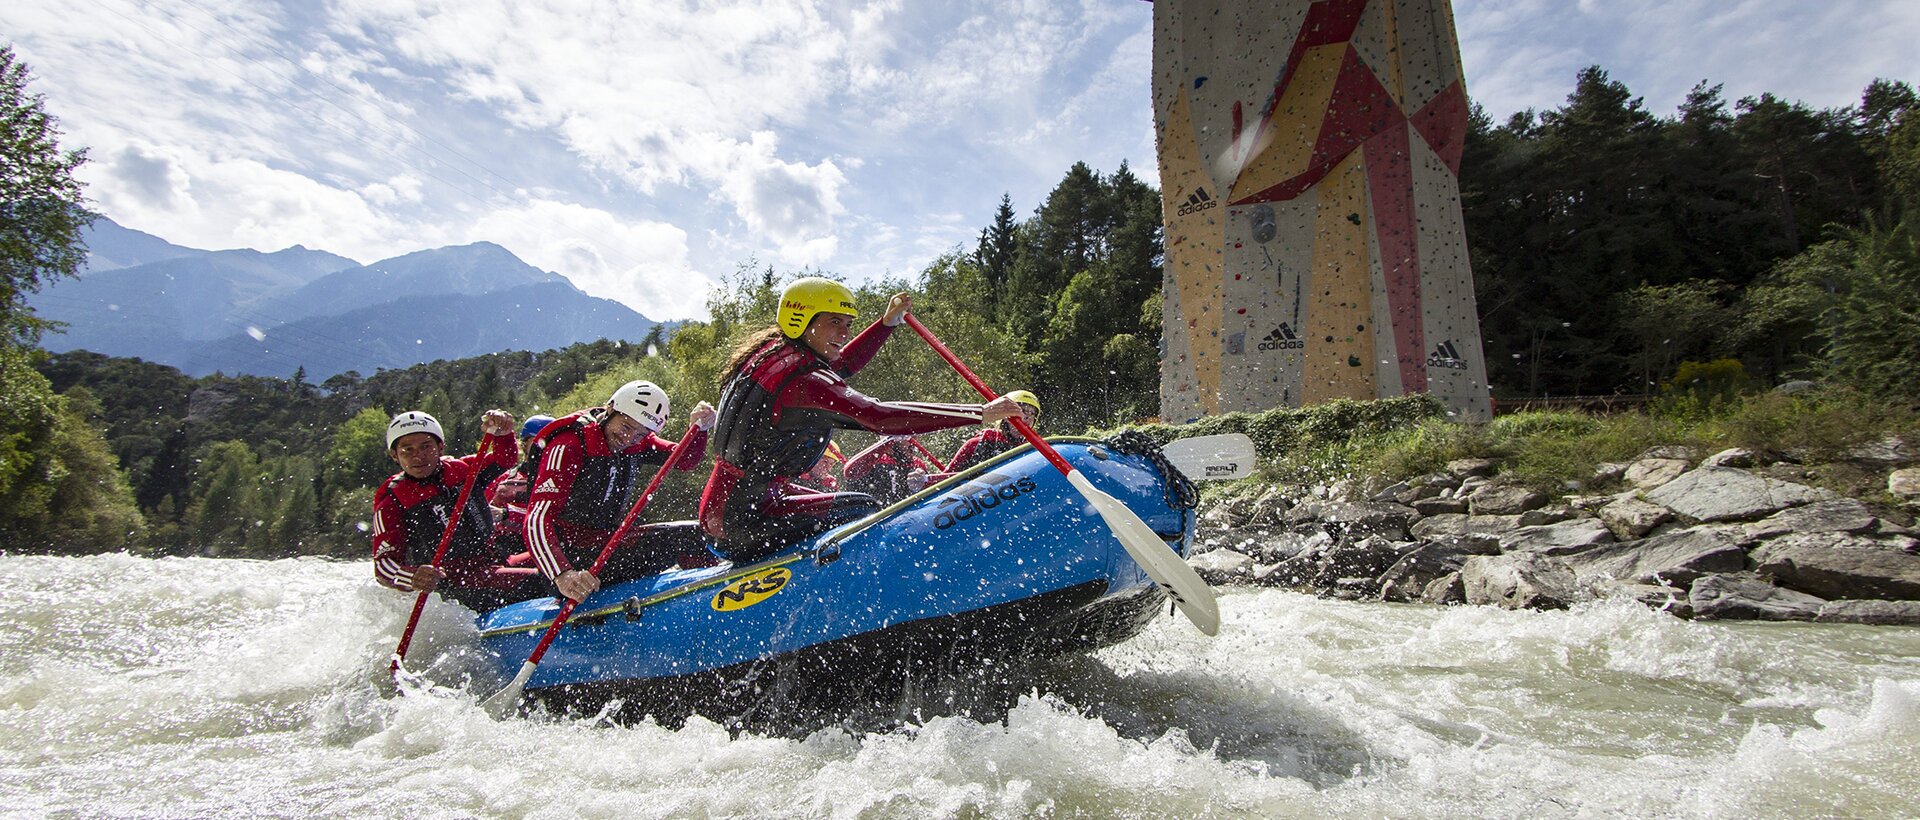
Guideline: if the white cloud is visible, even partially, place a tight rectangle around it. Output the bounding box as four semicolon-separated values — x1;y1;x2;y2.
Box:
466;200;713;320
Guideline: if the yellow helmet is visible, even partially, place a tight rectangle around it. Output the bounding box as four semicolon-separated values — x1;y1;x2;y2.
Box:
1004;390;1041;413
778;277;858;339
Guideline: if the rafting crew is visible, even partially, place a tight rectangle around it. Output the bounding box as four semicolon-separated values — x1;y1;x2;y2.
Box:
372;409;543;613
945;389;1042;473
841;436;938;503
699;277;1024;563
525;380;718;603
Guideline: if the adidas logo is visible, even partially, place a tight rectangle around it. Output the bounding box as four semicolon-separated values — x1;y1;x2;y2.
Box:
534;478;560;495
1257;323;1305;351
1175;187;1218;216
1426;339;1469;371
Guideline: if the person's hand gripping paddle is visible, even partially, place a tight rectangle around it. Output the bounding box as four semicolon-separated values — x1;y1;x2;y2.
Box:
902;313;1219;635
481;430;701;716
389;467;483;682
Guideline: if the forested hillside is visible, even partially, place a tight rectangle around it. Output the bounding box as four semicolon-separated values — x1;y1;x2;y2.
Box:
5;62;1919;557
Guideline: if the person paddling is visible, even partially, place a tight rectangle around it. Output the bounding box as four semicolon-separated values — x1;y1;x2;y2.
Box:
945;389;1042;473
699;277;1023;563
525;381;717;603
372;409;542;613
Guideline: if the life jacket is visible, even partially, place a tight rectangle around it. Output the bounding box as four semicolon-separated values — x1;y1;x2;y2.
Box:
710;338;849;480
382;460;503;567
961;427;1019;469
534;409;671;532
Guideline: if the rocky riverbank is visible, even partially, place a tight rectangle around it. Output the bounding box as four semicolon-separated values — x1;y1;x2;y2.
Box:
1190;442;1920;624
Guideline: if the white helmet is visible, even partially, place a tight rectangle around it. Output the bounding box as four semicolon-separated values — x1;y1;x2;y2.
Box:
608;380;670;432
386;411;445;449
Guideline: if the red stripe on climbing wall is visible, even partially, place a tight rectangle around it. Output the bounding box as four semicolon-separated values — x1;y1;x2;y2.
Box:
1363;122;1426;393
1411;81;1469;176
1232;45;1404;206
1235;0;1375;185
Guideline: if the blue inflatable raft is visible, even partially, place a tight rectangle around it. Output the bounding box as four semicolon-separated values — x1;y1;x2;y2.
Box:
473;434;1202;728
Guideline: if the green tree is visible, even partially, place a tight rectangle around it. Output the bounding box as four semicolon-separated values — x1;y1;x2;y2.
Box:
0;45;93;346
184;440;261;556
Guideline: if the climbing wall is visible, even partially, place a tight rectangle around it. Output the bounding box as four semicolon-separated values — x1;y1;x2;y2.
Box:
1153;0;1492;421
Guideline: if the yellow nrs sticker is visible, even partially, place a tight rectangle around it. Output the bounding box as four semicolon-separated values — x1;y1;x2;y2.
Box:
710;568;793;612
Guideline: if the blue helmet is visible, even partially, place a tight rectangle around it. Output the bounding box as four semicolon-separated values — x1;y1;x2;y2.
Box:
520;414;556;440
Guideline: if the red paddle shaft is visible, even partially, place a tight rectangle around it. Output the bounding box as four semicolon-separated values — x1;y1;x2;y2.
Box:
901;313;1068;475
390;456;485;677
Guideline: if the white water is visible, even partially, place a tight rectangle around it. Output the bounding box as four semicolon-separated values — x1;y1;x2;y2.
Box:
2;553;1917;818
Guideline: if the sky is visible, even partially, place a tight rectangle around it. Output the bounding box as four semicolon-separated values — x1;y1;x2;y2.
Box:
5;0;1919;321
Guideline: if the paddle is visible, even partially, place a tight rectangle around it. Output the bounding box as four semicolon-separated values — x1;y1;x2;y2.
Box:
390;460;485;680
1160;433;1258;481
481;426;702;716
905;436;947;472
902;313;1220;636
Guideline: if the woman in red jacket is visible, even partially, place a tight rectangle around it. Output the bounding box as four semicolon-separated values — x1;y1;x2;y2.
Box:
699;277;1021;563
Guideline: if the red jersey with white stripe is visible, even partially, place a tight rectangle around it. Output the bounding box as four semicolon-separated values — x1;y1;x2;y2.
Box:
370;432;517;593
524;410;708;578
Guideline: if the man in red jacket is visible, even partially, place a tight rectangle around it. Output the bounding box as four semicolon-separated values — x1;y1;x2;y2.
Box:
371;409;541;613
525;380;717;603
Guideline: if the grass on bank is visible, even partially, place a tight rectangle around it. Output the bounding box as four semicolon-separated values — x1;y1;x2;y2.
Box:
1114;385;1919;512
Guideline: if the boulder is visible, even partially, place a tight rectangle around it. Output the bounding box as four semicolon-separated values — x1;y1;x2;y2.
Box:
1421;572;1465;605
1590;462;1629;485
1467;484;1549;516
1411;513;1522;540
1891;468;1920;501
1189;549;1253;585
1638;445;1699;462
1411;496;1469;516
1625;458;1691;489
1499;518;1617;556
1846;435;1916;468
1564;527;1748;587
1608;582;1695;618
1447;458;1496;479
1598;495;1674;539
1742;498;1878;541
1517;506;1577;527
1376;537;1498;602
1701;448;1763;469
1316;536;1416;593
1320;502;1420;541
1816;600;1920;626
1462;553;1580;610
1413;472;1462;492
1244;486;1295;525
1645;467;1831;522
1690;573;1827;621
1245;529;1333;564
1752;532;1920;601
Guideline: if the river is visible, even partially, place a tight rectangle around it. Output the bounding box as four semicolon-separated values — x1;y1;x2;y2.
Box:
1;552;1916;818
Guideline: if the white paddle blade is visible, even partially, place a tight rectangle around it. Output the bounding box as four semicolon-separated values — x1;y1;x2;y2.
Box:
1160;433;1257;481
481;661;537;718
1067;470;1220;636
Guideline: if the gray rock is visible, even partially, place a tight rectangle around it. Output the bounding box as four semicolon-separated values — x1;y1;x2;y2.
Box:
1701;448;1763;469
1468;484;1549;515
1370;481;1411;503
1411;495;1469;516
1891;468;1920;500
1427;532;1506;556
1499;518;1617;556
1320;501;1420;541
1774;380;1817;395
1317;535;1416;593
1638;445;1699;462
1743;498;1878;541
1189;549;1253;585
1598;495;1674;539
1645;467;1831;522
1457;476;1492;495
1590;462;1629;485
1565;527;1749;587
1690;573;1827;621
1447;458;1496;479
1566;493;1618;513
1413;472;1461;491
1462;553;1580;610
1609;582;1695;618
1816;599;1920;626
1411;513;1522;540
1246;529;1333;564
1421;572;1465;605
1376;536;1502;602
1847;435;1916;468
1245;486;1295;525
1200;503;1242;532
1753;532;1920;600
1386;483;1441;505
1625;458;1691;489
1517;506;1577;527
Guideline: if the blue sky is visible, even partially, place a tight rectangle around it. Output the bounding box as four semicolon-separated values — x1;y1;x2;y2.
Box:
5;0;1918;320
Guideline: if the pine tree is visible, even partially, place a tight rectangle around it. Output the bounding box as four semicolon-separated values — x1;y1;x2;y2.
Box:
0;46;93;346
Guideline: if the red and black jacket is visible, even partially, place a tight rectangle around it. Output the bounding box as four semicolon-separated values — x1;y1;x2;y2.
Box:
524;408;708;578
371;433;516;592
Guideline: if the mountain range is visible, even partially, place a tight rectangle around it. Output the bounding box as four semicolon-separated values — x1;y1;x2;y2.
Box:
31;218;672;379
